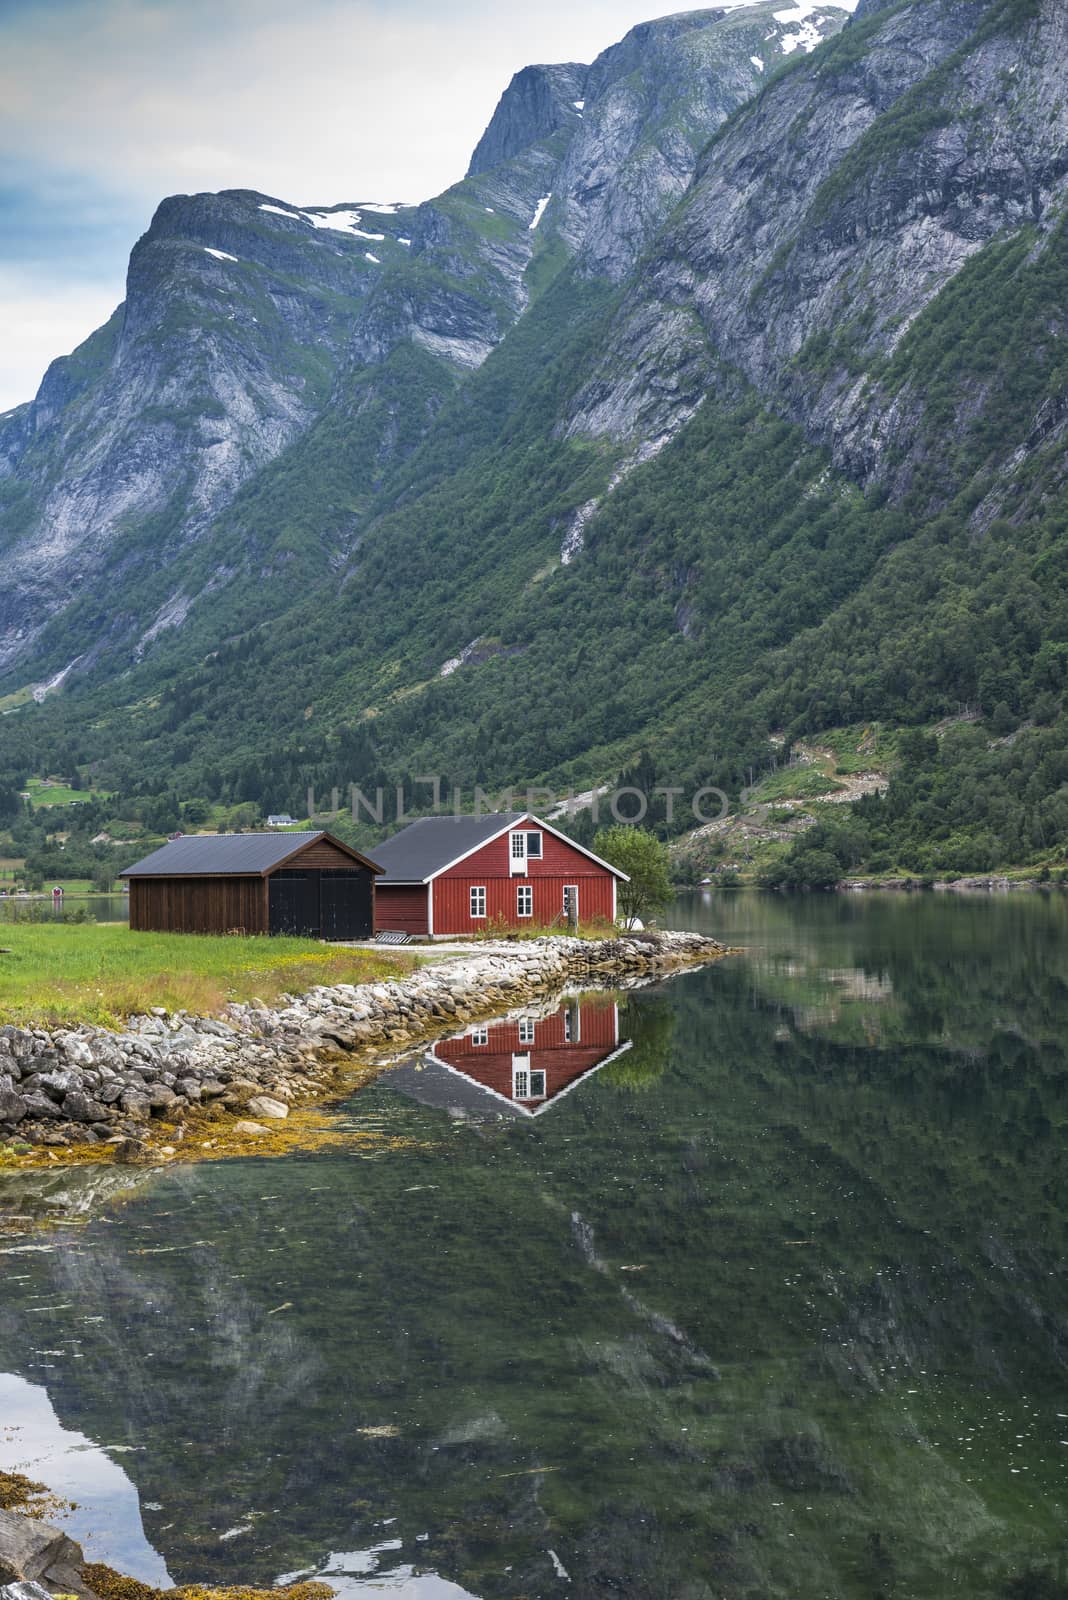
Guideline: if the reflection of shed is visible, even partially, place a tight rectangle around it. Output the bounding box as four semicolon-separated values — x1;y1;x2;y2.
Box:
383;996;631;1120
120;831;381;938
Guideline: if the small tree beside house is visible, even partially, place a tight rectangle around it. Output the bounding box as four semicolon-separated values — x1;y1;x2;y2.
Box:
593;826;673;927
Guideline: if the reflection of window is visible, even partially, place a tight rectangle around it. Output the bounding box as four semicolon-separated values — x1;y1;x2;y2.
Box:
517;884;533;917
470;886;486;918
563;1010;572;1042
471;1027;488;1046
512;1057;546;1099
513;1055;530;1098
525;831;542;858
518;1018;535;1044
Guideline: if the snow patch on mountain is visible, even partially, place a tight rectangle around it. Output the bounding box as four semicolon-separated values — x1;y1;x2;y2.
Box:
529;195;552;230
204;248;239;263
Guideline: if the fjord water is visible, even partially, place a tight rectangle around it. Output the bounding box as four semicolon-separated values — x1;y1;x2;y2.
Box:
1;893;1066;1599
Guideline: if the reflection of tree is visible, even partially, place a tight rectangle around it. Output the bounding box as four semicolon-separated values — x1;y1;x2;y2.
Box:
2;901;1068;1600
602;997;674;1090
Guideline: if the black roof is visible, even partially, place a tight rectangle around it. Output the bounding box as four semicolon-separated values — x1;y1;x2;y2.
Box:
121;831;381;878
371;813;528;883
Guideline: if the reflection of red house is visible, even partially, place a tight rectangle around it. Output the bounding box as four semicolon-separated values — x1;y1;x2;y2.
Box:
423;996;630;1117
372;812;627;938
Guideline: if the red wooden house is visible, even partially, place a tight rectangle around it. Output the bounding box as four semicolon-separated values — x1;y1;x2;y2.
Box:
372;811;627;938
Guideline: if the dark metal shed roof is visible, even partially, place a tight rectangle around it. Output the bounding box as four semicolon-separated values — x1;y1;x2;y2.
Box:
121;831;381;878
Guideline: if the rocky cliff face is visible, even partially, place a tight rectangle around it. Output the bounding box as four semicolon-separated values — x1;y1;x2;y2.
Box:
566;0;1068;500
0;1;845;687
5;0;1066;820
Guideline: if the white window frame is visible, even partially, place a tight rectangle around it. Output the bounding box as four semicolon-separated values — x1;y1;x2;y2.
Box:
470;1027;488;1046
512;1055;531;1098
470;885;487;918
524;830;543;860
518;1018;536;1045
529;1069;547;1097
516;883;533;918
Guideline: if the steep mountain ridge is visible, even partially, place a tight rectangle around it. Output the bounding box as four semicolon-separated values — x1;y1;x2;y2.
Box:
5;0;1068;881
0;1;839;687
565;0;1065;484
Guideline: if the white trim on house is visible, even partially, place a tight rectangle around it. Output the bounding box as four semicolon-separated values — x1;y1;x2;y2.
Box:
415;813;630;883
427;878;434;936
425;1039;633;1117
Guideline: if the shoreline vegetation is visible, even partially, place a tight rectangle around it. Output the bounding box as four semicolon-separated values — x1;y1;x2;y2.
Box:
0;930;725;1174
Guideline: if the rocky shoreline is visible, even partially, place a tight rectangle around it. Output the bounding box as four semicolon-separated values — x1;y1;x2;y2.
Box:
0;931;723;1161
0;1498;330;1600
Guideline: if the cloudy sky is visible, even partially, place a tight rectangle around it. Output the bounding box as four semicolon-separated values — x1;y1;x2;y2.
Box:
1;0;798;413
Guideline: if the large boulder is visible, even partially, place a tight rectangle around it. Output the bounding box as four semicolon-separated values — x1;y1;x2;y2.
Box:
0;1509;85;1588
0;1077;26;1125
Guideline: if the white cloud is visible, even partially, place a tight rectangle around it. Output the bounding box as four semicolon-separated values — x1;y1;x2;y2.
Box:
0;270;121;414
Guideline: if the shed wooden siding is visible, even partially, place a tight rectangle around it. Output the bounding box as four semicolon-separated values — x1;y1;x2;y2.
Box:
283;838;362;869
375;884;430;936
129;877;266;935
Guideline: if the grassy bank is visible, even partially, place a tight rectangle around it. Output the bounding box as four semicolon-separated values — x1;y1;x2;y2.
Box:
0;924;414;1028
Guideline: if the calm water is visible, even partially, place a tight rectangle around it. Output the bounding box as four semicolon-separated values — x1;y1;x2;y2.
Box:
1;893;1066;1599
0;894;129;923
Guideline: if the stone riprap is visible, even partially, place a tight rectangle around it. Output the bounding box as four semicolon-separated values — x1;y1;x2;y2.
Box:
0;932;722;1153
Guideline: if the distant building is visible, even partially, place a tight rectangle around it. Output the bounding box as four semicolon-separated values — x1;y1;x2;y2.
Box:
372;811;627;938
266;814;295;828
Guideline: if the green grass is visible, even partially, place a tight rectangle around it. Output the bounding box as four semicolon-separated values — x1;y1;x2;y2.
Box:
750;766;844;804
0;924;415;1028
24;777;98;808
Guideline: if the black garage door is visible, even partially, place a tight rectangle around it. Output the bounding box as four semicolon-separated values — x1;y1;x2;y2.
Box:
269;869;373;940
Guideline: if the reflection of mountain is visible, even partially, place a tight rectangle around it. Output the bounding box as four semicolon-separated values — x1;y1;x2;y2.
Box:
0;902;1066;1599
383;997;631;1121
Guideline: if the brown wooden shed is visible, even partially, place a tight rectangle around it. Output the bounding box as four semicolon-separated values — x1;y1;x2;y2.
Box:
120;831;382;939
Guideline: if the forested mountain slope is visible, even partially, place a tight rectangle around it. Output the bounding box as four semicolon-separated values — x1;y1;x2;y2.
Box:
3;0;1068;877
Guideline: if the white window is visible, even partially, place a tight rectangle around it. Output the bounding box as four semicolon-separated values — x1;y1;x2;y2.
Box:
518;1018;536;1045
517;883;533;917
563;1008;572;1043
470;885;487;918
563;885;579;921
470;1027;488;1046
530;1069;546;1097
511;831;526;861
524;830;542;859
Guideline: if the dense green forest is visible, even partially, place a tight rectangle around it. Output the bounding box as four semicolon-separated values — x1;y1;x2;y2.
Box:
3;0;1067;881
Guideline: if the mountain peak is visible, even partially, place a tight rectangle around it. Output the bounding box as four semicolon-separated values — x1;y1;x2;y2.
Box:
466;62;588;177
